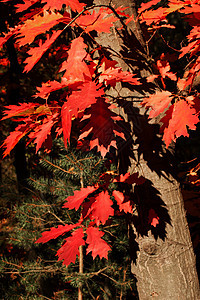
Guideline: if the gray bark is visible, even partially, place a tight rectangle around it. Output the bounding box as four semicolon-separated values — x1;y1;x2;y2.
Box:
93;0;200;299
131;160;199;299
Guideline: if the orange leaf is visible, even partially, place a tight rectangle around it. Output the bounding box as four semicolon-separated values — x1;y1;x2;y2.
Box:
60;36;92;82
161;100;199;147
142;91;172;119
99;67;141;87
157;55;177;81
66;81;104;116
138;0;161;14
76;8;117;33
35;79;70;99
17;10;64;46
140;7;167;26
23;30;62;72
15;0;38;13
42;0;86;12
0;32;14;48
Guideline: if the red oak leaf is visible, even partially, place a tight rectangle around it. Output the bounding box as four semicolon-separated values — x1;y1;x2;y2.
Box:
146;74;159;82
15;0;39;13
165;1;186;15
61;104;72;148
35;79;71;99
112;190;132;214
148;209;159;227
179;55;200;92
61;81;104;146
28;116;56;152
99;67;141;87
56;228;85;266
138;0;161;14
142;90;173;119
140;7;167;26
81;197;96;220
35;222;80;243
1;121;33;157
20;7;43;22
23;30;62;72
161;100;199;147
59;36;91;82
76;8;117;33
0;58;9;67
177;72;197;91
86;227;111;259
63;186;97;210
17;10;64;46
184;10;200;27
42;0;86;12
39;133;53;153
65;82;104;117
0;31;16;48
90;191;114;225
180;3;200;24
79;98;125;157
1;102;38;120
179;30;200;58
179;40;199;59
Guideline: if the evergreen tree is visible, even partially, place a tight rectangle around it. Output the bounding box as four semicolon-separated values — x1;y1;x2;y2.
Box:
0;140;137;299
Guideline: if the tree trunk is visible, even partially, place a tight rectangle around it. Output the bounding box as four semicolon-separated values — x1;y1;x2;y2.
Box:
6;37;29;192
130;157;199;299
94;0;200;299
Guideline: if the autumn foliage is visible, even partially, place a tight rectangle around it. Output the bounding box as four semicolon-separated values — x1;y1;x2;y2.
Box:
1;0;200;266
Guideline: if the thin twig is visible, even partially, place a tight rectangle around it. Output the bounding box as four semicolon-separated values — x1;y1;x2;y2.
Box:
101;272;131;286
47;210;66;225
3;268;63;274
159;33;181;52
85;280;96;300
25;203;52;207
37;295;52;300
42;157;78;175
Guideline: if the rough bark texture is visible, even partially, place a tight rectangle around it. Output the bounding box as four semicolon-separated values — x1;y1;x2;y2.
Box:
131;160;199;299
94;0;200;299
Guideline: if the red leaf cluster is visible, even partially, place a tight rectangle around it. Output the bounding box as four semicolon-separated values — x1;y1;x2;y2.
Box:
35;169;145;266
1;0;200;267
